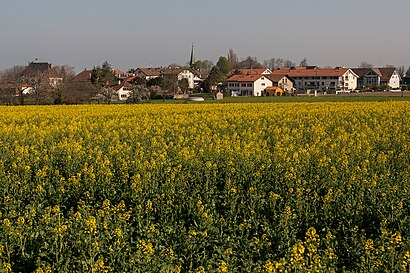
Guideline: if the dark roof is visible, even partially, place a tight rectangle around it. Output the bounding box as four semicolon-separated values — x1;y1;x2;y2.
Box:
24;62;51;76
376;68;396;81
351;68;372;77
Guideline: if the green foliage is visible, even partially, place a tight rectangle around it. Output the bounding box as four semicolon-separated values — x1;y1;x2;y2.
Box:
90;61;116;87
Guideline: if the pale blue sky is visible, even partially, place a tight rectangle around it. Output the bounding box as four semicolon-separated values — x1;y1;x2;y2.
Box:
1;0;409;72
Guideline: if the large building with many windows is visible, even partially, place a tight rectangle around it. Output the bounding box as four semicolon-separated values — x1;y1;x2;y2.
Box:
271;67;358;92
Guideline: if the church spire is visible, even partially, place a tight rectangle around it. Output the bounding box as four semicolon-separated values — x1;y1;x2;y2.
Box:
189;43;195;68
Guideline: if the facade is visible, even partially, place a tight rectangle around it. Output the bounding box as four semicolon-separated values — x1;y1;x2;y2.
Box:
227;74;273;96
272;67;358;92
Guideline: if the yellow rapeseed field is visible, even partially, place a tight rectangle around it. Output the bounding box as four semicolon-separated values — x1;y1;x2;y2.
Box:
0;102;409;272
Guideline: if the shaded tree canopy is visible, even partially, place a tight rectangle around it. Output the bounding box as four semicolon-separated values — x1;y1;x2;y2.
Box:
208;56;232;84
91;61;116;87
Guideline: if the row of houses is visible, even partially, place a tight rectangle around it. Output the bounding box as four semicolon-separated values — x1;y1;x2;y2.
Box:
74;67;204;101
227;66;402;97
17;61;404;101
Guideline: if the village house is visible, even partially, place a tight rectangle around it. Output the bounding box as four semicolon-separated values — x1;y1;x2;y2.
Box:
351;67;401;89
20;62;63;94
109;81;133;101
227;74;273;96
135;68;161;80
161;68;198;90
271;67;358;92
265;74;295;94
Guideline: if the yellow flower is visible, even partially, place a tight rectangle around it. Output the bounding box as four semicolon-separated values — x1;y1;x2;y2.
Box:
217;261;228;273
3;218;11;227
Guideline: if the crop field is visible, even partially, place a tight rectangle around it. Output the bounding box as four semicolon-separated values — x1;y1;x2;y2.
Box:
0;102;409;272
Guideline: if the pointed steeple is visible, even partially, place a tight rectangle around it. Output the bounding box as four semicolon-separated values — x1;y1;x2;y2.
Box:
189;43;195;68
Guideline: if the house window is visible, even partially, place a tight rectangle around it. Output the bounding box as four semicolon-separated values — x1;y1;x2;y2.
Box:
247;83;253;87
261;83;265;86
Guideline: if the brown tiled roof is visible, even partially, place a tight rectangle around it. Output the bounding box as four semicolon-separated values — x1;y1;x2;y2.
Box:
376;68;396;81
73;70;92;82
227;74;269;82
110;81;132;91
137;68;161;77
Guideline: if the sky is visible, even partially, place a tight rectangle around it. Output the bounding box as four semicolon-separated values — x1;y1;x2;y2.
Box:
1;0;409;73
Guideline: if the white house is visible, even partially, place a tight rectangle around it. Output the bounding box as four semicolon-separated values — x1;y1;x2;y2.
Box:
379;68;401;89
272;67;359;92
227;74;273;96
161;68;197;89
110;82;132;101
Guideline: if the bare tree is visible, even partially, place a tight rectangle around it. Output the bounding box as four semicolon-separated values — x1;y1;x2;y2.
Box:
237;56;262;69
359;61;373;68
395;65;406;77
0;66;29;104
300;58;308;67
263;58;287;70
283;59;296;68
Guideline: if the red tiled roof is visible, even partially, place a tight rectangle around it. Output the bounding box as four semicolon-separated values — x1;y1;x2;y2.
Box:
271;68;350;77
